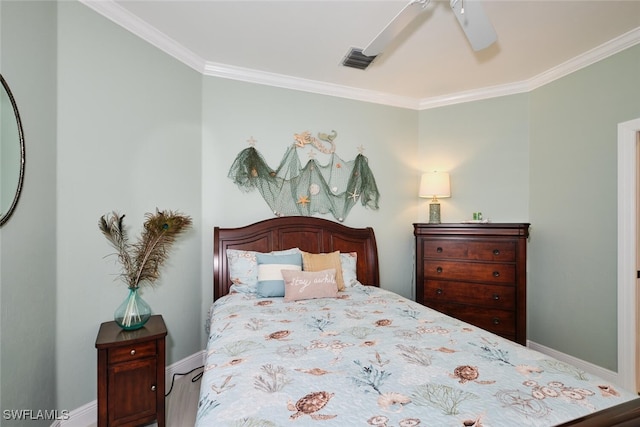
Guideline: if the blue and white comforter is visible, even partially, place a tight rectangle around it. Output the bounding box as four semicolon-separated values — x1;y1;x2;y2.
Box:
196;285;636;426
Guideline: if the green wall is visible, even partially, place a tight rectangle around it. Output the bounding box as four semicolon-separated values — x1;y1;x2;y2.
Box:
0;0;638;417
0;0;57;423
528;44;640;370
54;1;203;409
417;94;530;223
200;77;418;309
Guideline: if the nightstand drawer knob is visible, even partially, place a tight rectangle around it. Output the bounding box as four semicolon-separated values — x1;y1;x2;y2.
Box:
492;317;500;325
492;293;500;300
130;349;136;356
436;247;443;253
493;271;500;277
493;249;500;255
151;385;156;392
436;267;443;273
436;288;443;295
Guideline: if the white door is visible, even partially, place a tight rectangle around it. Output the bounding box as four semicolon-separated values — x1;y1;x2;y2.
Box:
636;130;640;393
617;118;639;393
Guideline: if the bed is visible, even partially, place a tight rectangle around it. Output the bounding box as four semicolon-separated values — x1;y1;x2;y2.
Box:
197;216;640;426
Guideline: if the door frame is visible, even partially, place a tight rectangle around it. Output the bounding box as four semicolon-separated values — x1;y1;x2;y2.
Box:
618;117;640;392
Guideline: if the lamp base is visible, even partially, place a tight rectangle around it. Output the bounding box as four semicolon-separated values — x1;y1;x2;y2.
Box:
429;203;441;224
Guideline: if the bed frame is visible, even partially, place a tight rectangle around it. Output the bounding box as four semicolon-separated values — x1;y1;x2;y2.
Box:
213;216;379;300
212;216;640;426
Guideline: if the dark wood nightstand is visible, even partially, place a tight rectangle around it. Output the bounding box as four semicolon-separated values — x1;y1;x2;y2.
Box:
95;314;167;427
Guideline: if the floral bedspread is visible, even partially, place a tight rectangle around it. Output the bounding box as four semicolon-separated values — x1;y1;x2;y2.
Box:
196;285;636;426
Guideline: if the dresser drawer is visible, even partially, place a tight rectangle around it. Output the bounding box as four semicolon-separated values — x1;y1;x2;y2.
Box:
426;301;515;336
423;239;516;262
108;340;157;364
423;260;516;284
423;280;516;310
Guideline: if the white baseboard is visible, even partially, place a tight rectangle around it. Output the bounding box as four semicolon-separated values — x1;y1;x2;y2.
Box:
527;340;629;391
51;350;205;427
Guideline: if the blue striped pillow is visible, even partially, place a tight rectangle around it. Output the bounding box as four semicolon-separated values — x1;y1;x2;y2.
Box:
256;252;302;297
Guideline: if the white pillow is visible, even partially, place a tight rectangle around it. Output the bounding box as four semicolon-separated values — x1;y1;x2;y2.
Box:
227;247;300;294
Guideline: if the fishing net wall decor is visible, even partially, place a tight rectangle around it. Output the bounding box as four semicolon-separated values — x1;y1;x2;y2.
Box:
228;131;380;221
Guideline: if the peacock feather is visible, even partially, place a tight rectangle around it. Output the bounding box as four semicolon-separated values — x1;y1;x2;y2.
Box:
99;209;192;289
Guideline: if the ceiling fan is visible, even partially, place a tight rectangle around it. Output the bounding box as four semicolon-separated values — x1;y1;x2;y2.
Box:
343;0;497;69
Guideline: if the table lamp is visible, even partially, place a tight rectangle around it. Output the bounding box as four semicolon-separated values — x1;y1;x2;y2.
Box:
419;171;451;224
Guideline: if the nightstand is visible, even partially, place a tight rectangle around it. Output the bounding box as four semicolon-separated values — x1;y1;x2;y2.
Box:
95;314;167;427
414;223;529;345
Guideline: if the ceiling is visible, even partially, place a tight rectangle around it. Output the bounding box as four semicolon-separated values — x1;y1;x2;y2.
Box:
81;0;640;109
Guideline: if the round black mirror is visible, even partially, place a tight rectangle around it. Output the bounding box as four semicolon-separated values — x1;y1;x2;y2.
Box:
0;73;25;226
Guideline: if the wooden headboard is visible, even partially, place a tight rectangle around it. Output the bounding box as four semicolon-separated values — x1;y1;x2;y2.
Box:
214;216;380;300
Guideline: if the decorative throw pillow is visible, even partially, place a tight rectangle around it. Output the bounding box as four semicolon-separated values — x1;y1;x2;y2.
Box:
227;248;300;294
301;251;345;291
282;269;339;302
340;252;362;287
256;252;302;297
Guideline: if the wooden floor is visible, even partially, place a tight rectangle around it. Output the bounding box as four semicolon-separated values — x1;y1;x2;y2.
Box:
163;366;203;426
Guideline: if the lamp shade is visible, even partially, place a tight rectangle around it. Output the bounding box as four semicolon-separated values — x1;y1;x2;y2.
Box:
419;172;451;199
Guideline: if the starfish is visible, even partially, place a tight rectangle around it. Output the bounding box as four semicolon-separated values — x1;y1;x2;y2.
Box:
297;195;310;206
295;367;333;376
348;190;360;201
247;136;257;146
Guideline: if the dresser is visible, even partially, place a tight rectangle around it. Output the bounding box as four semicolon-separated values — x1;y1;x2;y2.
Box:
414;223;530;344
95;315;167;427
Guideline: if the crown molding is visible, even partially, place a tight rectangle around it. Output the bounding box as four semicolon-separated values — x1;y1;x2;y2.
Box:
419;26;640;110
417;80;530;110
80;0;640;111
203;62;420;109
526;26;640;92
79;0;206;73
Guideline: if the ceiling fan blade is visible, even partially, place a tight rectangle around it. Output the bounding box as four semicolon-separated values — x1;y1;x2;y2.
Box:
450;0;496;51
362;0;430;57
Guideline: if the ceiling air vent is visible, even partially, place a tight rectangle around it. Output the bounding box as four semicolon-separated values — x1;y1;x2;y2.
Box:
341;48;376;70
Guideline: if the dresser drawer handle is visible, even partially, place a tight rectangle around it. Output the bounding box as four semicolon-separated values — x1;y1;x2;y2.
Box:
493;249;500;255
436;288;443;295
436;247;443;253
436;267;443;273
130;349;136;356
151;385;156;392
492;293;500;300
493;271;500;277
492;317;500;325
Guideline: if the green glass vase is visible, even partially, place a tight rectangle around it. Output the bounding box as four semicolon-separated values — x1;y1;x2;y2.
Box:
114;287;151;330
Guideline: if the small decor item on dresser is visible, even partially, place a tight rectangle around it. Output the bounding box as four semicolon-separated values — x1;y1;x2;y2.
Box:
99;209;192;330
